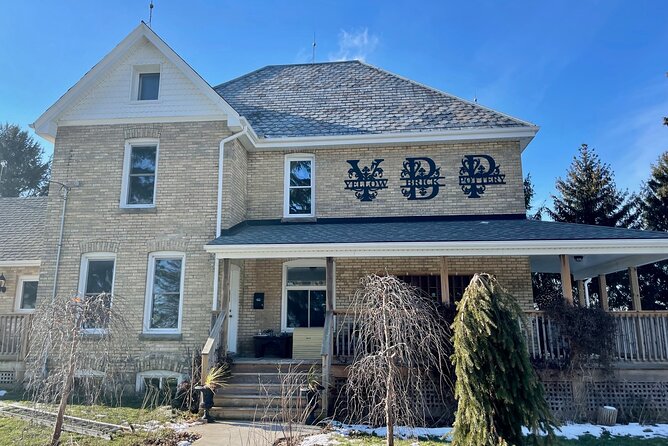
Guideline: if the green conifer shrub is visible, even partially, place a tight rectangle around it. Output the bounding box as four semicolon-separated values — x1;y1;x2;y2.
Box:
452;273;556;446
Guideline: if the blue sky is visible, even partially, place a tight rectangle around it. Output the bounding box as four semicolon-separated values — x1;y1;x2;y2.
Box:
1;0;666;206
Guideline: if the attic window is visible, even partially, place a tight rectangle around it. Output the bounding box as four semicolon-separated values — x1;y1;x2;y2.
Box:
138;73;160;100
132;65;161;101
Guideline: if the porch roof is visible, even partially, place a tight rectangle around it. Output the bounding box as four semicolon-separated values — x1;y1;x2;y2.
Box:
205;216;668;278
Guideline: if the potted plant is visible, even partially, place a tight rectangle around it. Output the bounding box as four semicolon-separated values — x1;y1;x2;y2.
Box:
195;364;229;422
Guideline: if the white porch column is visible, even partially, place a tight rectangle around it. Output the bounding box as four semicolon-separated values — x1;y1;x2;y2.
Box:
220;258;231;343
629;266;642;311
598;274;609;311
560;255;574;305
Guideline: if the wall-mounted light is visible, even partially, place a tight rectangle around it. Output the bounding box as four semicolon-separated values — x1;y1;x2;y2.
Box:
574;255;584;263
0;273;6;293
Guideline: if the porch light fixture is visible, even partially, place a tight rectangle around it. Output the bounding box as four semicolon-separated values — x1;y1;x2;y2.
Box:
0;273;6;293
574;255;584;262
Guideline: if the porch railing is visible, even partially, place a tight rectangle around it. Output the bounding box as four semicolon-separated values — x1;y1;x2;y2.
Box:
201;311;227;385
325;309;668;366
0;314;32;358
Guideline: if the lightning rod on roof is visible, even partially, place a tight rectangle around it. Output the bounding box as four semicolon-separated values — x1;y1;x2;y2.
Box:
312;33;317;63
148;1;154;28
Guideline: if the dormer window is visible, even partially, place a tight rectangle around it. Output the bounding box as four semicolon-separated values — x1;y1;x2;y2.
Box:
131;64;161;101
138;73;160;100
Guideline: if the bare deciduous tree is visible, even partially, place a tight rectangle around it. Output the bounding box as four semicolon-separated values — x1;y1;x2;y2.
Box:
343;274;452;446
24;292;132;446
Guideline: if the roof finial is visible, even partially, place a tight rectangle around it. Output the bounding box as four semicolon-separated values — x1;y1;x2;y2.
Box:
148;1;154;28
312;32;317;63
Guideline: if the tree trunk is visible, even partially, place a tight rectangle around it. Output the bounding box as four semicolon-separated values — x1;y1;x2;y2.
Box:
51;319;80;446
381;289;394;446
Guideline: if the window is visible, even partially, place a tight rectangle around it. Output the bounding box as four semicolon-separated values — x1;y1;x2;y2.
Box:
135;370;185;393
78;254;116;332
121;140;158;207
396;274;473;303
143;252;185;333
16;276;38;312
284;155;315;217
132;65;161;101
138;73;160;100
283;261;327;330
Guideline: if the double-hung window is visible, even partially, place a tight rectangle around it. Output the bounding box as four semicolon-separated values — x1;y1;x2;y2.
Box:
283;262;327;329
79;253;116;332
143;252;185;334
284;155;315;218
121;140;158;207
16;276;38;312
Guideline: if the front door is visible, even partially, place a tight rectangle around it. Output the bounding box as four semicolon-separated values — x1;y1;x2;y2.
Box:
226;265;241;354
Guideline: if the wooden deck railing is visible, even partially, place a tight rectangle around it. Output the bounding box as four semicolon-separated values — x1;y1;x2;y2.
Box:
200;312;227;385
325;309;668;365
0;314;31;358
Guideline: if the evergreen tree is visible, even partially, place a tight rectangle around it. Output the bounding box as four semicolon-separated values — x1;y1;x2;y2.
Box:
548;144;636;227
0;123;50;197
452;274;556;446
638;151;668;309
523;174;544;220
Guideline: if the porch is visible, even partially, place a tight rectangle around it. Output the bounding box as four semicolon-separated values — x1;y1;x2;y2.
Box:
0;313;31;384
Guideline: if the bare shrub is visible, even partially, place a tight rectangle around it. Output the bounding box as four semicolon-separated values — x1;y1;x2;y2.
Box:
343;274;452;446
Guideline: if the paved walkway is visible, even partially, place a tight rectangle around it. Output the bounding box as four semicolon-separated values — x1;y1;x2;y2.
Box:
188;421;321;446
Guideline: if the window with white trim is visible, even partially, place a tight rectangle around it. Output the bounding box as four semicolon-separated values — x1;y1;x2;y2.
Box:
143;252;185;333
16;276;38;312
121;140;158;207
284;155;315;217
131;64;161;101
284;262;327;329
78;253;116;332
136;370;185;393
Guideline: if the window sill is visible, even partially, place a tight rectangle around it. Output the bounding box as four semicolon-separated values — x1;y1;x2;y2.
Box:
281;216;317;223
138;333;182;341
119;207;158;214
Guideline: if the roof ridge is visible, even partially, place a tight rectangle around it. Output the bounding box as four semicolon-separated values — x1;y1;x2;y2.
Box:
356;60;538;128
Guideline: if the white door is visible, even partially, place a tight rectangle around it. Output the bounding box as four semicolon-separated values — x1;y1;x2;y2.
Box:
226;265;241;354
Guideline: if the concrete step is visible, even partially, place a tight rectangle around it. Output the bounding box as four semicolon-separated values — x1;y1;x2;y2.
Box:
217;383;286;396
230;361;319;375
209;406;285;422
213;394;307;408
225;372;311;385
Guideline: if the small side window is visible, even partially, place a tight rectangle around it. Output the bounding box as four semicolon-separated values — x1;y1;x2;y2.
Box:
284;155;315;218
16;276;39;312
138;73;160;100
121;141;159;208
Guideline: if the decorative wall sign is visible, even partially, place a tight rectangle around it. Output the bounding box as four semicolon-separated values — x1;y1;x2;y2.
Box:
400;157;444;200
344;159;388;202
458;154;506;198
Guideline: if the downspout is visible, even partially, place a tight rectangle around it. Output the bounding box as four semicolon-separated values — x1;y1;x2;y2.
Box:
51;182;72;301
213;122;248;312
584;277;592;308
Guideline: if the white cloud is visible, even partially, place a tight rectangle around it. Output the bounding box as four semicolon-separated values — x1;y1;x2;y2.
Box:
328;28;379;62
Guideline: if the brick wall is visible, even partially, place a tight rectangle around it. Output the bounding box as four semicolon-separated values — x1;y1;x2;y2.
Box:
246;140;524;220
36;121;231;370
234;256;533;355
221;139;248;229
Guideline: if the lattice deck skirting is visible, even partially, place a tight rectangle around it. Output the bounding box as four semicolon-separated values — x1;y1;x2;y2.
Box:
0;371;16;384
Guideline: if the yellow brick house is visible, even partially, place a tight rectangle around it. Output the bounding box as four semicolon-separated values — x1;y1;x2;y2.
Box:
2;22;668;419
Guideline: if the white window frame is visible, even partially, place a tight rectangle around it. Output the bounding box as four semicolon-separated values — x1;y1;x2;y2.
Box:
143;252;186;334
120;138;160;209
78;252;116;335
130;64;161;102
281;259;333;332
15;275;39;313
283;154;315;218
136;370;185;392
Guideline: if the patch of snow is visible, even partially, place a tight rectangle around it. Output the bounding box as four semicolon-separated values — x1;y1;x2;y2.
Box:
0;390;7;397
329;422;668;441
299;433;341;446
176;441;192;446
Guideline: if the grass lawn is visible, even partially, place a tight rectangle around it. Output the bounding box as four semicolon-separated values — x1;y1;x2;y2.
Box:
325;433;668;445
0;392;198;446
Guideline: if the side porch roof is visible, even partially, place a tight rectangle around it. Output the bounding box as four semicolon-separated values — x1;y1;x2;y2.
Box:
205;216;668;279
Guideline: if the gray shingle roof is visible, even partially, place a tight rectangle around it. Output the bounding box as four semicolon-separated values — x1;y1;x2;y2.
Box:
208;217;668;246
214;61;533;138
0;197;47;261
